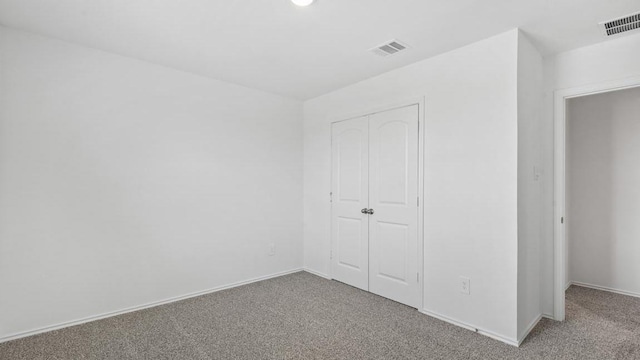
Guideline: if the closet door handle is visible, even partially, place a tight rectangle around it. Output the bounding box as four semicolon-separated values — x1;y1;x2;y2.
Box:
361;208;368;214
366;209;374;215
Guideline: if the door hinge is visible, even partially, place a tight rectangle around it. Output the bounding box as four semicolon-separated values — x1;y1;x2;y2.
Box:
330;192;333;203
561;217;564;224
417;273;419;283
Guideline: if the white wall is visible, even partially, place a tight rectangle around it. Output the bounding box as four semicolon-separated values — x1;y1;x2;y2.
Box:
304;30;520;342
516;32;543;341
540;32;640;315
567;87;640;296
0;27;303;340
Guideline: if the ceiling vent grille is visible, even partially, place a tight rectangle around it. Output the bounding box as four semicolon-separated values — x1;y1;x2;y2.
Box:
370;40;409;57
600;11;640;36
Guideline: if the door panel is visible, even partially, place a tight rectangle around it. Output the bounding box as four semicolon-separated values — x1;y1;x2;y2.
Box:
376;221;409;282
368;105;420;308
336;216;363;269
331;117;369;291
377;121;409;205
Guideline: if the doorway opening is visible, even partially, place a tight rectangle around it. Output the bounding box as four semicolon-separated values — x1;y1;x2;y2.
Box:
554;78;640;320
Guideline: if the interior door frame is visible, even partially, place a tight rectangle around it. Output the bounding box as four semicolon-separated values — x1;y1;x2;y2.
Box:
329;97;425;310
553;76;640;321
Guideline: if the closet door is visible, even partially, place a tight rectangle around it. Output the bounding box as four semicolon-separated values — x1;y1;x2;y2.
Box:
331;117;369;291
368;105;420;308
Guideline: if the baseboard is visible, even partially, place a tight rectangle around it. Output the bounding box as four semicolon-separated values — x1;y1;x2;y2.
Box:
518;314;542;346
542;313;555;320
419;309;518;347
570;281;640;299
0;267;303;344
302;267;331;280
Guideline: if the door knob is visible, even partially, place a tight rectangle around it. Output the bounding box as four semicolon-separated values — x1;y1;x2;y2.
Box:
361;208;368;214
366;208;374;215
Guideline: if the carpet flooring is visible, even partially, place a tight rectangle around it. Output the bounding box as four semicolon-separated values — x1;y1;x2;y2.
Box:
1;271;639;359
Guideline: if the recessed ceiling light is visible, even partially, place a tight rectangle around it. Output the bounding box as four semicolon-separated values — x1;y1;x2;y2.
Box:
291;0;314;7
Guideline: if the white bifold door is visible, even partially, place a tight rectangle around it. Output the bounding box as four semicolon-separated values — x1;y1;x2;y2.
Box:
331;105;420;308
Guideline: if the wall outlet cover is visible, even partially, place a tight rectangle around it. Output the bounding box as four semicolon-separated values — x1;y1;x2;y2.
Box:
460;276;471;295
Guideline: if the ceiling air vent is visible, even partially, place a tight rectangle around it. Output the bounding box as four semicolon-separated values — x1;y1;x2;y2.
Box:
600;11;640;37
370;40;409;57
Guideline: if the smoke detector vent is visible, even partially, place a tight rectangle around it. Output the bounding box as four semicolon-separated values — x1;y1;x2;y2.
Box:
370;40;409;57
600;11;640;37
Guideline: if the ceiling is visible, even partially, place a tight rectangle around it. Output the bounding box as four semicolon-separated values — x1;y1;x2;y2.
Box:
0;0;639;100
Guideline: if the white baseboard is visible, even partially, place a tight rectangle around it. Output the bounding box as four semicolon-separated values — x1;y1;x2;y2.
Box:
419;309;518;347
0;268;303;344
542;313;555;320
518;314;542;346
302;267;331;280
570;281;640;299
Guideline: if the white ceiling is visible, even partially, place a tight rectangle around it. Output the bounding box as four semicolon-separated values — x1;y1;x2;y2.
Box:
1;0;639;100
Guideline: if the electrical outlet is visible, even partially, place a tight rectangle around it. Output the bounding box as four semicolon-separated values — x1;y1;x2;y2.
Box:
460;276;470;295
268;243;276;256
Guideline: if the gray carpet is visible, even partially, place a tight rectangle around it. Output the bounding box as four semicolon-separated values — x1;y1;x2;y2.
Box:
1;272;639;359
